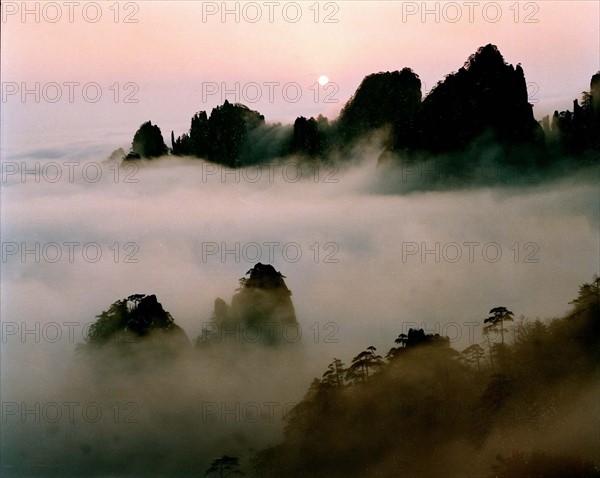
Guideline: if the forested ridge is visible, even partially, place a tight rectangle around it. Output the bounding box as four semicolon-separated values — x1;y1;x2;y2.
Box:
248;278;600;477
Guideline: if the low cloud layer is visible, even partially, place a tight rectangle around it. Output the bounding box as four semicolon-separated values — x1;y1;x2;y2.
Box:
1;136;598;475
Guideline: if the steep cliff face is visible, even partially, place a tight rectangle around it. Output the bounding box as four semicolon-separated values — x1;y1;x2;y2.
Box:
337;68;422;149
416;44;543;153
198;263;298;347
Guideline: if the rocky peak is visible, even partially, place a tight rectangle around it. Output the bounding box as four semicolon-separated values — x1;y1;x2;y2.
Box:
417;43;542;152
198;264;298;347
337;67;422;148
242;263;290;292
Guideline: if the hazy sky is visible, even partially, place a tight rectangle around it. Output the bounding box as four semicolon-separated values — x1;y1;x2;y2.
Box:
1;1;599;154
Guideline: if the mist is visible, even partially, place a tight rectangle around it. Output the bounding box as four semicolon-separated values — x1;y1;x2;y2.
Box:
1;135;598;476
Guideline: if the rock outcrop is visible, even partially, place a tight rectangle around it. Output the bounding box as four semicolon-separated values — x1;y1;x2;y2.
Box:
197;263;298;347
125;121;168;160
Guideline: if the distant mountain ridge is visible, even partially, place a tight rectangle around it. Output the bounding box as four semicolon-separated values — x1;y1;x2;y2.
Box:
123;44;599;167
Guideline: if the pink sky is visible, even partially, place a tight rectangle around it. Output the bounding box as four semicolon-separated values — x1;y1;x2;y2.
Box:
1;1;598;151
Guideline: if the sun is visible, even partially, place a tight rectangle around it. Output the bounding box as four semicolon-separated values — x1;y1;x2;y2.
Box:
318;75;329;86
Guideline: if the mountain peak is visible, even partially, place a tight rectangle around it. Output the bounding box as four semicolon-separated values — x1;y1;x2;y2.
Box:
464;43;507;71
198;264;298;346
243;263;289;291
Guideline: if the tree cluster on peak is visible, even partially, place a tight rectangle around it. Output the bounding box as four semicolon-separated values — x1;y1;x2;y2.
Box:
170;101;266;167
76;293;190;366
82;294;185;344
